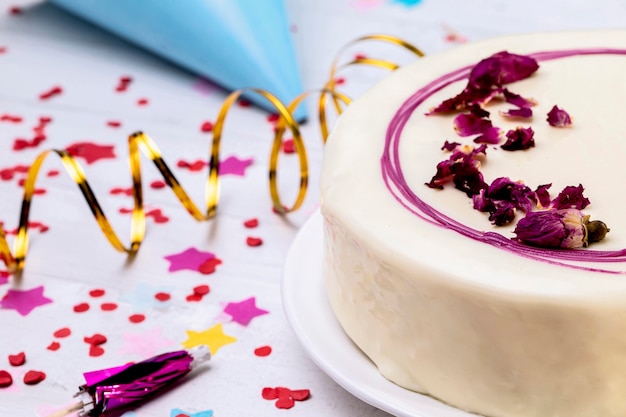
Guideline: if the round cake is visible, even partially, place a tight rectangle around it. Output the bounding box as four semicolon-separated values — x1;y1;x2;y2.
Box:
320;30;626;417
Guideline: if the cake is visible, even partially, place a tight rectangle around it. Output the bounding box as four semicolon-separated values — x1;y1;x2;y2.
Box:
320;30;626;417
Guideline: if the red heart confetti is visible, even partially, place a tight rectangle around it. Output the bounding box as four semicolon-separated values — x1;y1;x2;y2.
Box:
243;218;259;228
89;288;105;297
154;292;171;302
8;352;25;366
262;386;310;409
0;114;22;123
193;285;210;296
73;302;90;313
88;345;105;357
53;327;71;338
200;121;214;132
198;258;222;275
282;139;296;154
39;86;62;101
246;237;263;247
100;302;118;311
334;77;346;85
185;294;203;302
128;314;145;323
137;98;149;106
65;142;116;165
146;208;169;224
254;345;272;357
0;370;13;387
23;370;46;385
47;342;60;351
84;334;107;346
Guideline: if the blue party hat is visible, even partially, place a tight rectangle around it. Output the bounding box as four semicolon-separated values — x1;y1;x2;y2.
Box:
50;0;306;120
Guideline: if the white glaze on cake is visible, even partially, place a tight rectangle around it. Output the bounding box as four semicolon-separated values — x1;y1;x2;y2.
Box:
320;31;626;417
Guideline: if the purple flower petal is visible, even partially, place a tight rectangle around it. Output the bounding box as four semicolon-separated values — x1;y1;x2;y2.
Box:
473;127;502;144
547;105;572;127
550;184;590;210
499;107;533;119
514;209;586;249
488;202;517;226
501;126;535;151
534;183;552;209
426;145;487;195
486;177;535;213
441;140;460;151
502;89;537;108
453;112;493;137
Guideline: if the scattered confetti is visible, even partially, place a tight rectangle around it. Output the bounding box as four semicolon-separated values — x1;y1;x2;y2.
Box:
39;86;62;101
84;334;107;346
53;327;71;338
107;120;122;128
0;370;13;387
23;370;46;385
73;302;90;313
115;76;132;92
262;387;310;409
46;169;60;177
100;302;118;311
65;142;116;165
8;6;22;15
89;289;106;298
170;409;213;417
164;247;219;273
0;114;22;123
47;342;60;351
118;327;175;358
243;218;259;228
0;286;53;316
154;292;171;302
146;208;169;224
282;139;296;154
254;346;272;357
8;352;25;366
198;258;222;275
13;135;45;151
237;99;251;107
193;285;210;296
246;237;263;247
128;314;145;323
150;179;167;189
137;98;149;106
223;297;269;326
181;323;237;355
89;345;105;357
200;121;214;132
219;156;254;177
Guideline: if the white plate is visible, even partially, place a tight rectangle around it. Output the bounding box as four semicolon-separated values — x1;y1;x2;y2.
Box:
282;210;476;417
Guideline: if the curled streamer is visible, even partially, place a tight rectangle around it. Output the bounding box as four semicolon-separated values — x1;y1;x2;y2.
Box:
0;34;424;275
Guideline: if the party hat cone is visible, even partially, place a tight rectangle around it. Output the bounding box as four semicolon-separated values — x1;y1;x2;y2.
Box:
50;0;306;120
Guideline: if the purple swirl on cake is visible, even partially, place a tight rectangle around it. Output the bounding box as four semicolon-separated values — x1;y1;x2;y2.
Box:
381;48;626;273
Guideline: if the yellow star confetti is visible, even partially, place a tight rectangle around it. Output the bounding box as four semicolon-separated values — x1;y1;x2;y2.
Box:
181;323;237;355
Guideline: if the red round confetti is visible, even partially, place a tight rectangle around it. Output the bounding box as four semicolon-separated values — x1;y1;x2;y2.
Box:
84;334;107;346
23;370;46;385
200;121;214;132
128;314;145;323
198;258;222;275
246;237;263;247
73;302;90;313
89;345;105;357
185;294;203;302
100;302;118;311
53;327;71;338
243;218;259;228
282;139;296;154
154;292;171;302
8;6;22;15
150;179;166;189
254;345;272;357
89;288;105;297
193;285;210;296
0;370;13;387
266;113;279;123
137;98;149;106
289;389;311;401
46;169;60;177
47;341;60;351
106;120;121;128
8;352;25;366
238;99;251;107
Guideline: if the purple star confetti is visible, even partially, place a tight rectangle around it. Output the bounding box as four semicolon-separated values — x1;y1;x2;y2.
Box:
164;247;217;273
0;285;53;316
223;297;269;326
219;156;253;177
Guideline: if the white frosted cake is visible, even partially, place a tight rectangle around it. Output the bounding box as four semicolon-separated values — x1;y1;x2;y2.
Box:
320;30;626;417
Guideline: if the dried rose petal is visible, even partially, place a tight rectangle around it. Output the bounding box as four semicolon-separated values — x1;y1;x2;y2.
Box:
453;112;493;137
550;184;590;210
502;89;537;108
499;107;533;119
501;127;535;151
427;144;487;196
534;183;552;209
547;105;572;127
441;140;460;151
486;177;534;213
473;127;502;144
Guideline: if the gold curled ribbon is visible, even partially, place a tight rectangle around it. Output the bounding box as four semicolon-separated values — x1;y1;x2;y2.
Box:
0;34;424;275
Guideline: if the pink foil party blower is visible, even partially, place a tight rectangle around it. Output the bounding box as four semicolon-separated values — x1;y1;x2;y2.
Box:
47;346;211;417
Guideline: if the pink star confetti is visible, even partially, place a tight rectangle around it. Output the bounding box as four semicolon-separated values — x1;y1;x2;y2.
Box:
164;247;220;273
65;142;116;165
219;156;253;177
0;285;53;316
223;297;269;326
117;327;175;358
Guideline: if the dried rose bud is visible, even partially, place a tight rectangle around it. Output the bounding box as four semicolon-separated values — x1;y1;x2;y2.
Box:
547;105;572;127
513;209;609;249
